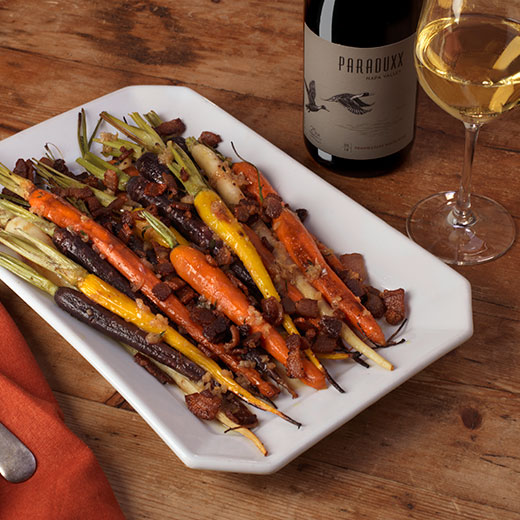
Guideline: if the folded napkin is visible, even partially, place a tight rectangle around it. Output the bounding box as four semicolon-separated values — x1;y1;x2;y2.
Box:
0;302;125;519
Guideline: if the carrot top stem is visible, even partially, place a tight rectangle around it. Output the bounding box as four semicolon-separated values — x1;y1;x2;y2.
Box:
0;162;34;199
139;210;178;249
76;152;129;190
33;159;117;208
0;251;58;296
0;199;56;237
99;111;164;154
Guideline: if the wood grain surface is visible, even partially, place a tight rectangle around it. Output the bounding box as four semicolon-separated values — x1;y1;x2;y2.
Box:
1;1;519;518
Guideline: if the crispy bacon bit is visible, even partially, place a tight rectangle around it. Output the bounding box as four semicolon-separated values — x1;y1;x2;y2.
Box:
383;288;406;325
134;353;174;384
179;167;189;182
221;394;258;428
311;332;337;353
234;198;260;223
320;316;342;338
223;325;240;350
144;181;167;197
295;208;308;223
77;171;102;188
152;282;172;301
154;118;186;137
243;331;262;350
364;290;385;319
341;274;366;298
13;158;35;182
86;195;103;215
190;306;217;326
339;253;368;282
161;172;178;194
262;193;284;220
118;147;134;164
286;349;305;379
164;275;186;291
104;168;119;194
185;390;222;420
305;327;317;343
203;315;229;343
176;285;197;305
286;334;303;351
155;260;175;276
293;317;316;333
214;244;232;266
281;295;296;315
199;131;222;148
56;186;93;200
294;298;320;318
118;223;133;244
261;297;283;326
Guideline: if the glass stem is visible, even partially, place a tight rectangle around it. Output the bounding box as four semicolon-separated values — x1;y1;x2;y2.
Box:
452;122;481;226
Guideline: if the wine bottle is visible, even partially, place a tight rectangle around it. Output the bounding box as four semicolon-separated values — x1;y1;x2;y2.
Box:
303;0;421;177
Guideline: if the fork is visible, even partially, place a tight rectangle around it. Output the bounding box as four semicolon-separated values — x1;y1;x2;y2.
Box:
0;422;36;483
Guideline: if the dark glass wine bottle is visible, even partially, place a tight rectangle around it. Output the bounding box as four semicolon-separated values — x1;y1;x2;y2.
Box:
303;0;422;177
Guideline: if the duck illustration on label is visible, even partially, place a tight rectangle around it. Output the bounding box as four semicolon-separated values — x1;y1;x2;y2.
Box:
304;80;329;113
326;92;374;115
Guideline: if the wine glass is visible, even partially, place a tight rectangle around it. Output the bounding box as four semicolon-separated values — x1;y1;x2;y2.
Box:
406;0;519;265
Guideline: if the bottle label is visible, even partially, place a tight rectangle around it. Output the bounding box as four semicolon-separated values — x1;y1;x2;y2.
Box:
304;25;417;160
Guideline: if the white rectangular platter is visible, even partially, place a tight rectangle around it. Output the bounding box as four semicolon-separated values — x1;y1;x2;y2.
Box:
0;85;473;474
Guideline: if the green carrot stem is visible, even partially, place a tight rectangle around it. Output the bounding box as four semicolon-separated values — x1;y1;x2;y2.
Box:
0;229;86;286
100;111;163;154
140;210;177;249
167;141;207;196
0;252;58;296
33;159;116;208
0;199;56;236
76;152;129;190
0;163;32;199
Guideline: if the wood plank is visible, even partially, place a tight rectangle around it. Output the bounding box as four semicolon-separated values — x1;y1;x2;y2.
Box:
57;392;520;520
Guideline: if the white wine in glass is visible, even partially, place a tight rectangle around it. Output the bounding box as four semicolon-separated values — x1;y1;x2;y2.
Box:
406;2;519;265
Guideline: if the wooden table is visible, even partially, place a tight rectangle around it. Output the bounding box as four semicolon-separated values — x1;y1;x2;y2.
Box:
1;1;519;518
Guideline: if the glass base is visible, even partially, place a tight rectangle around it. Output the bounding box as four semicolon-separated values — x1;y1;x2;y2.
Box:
406;191;516;266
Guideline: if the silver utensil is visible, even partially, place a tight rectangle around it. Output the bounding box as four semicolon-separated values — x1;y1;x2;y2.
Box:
0;422;36;483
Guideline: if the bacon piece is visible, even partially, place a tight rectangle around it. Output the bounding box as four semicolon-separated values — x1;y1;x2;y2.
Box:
294;298;320;318
104;168;119;194
154;118;186;137
262;193;283;220
311;332;337;353
383;288;406;325
185;390;222;420
260;296;283;326
364;290;385;319
339;253;368;283
133;352;174;384
199;131;222;148
152;282;172;302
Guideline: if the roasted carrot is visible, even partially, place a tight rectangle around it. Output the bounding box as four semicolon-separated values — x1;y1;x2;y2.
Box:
170;244;326;390
0;251;269;452
0;229;296;423
233;161;386;346
27;189;280;399
249;219;393;369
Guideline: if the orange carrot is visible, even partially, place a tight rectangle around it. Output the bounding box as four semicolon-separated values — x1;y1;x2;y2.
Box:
170;244;327;390
232;162;386;346
28;189;279;398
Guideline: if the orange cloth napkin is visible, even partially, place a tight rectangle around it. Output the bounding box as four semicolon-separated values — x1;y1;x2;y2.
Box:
0;302;126;519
